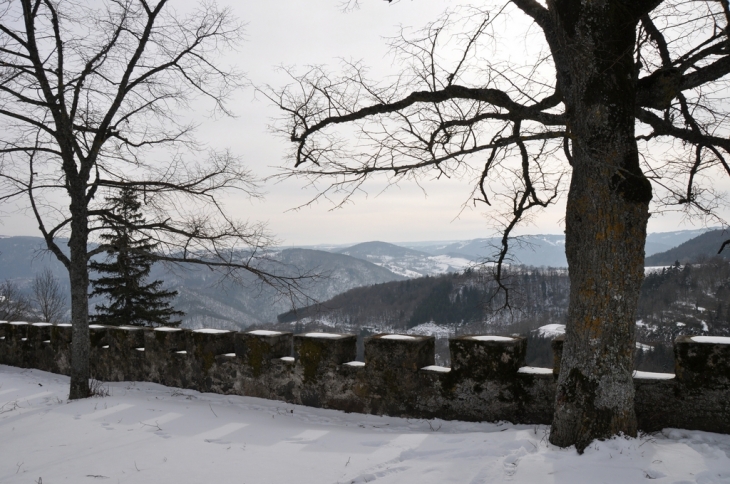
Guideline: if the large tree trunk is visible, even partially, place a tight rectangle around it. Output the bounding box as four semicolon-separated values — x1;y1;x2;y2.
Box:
68;190;90;400
547;1;653;452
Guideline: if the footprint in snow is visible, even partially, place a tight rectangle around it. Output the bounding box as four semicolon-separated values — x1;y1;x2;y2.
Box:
643;468;667;479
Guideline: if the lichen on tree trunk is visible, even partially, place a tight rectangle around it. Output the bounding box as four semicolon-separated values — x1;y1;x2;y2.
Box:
547;0;653;452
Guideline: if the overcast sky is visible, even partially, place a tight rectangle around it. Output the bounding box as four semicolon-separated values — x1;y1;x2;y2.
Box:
2;0;727;246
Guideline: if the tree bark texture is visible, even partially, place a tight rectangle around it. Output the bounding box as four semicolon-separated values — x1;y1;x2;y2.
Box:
68;185;91;400
547;0;652;452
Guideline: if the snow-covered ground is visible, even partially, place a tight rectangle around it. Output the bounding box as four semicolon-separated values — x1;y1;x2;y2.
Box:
366;254;473;278
2;365;730;483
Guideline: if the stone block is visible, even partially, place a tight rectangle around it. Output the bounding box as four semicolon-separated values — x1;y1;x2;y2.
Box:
28;322;53;343
189;329;235;372
88;324;110;348
26;323;54;369
3;322;30;367
6;321;29;341
51;324;72;348
107;326;147;351
364;334;434;371
46;324;72;375
675;335;730;388
0;321;7;365
88;325;111;379
294;332;356;382
146;327;188;354
552;335;564;375
449;335;526;380
236;330;293;377
104;326;150;380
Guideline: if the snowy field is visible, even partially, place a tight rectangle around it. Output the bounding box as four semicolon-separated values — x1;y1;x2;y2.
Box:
1;365;729;484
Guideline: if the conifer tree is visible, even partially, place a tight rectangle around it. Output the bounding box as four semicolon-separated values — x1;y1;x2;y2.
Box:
90;188;183;327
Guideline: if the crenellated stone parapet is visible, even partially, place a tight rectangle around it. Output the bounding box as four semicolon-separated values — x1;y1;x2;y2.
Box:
1;321;728;434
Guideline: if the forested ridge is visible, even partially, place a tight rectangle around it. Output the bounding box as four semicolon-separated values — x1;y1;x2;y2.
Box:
272;258;730;371
644;230;730;265
277;266;570;332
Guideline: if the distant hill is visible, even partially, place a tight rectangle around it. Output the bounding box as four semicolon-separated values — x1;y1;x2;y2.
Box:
269;254;730;371
0;237;405;329
3;227;724;329
403;229;716;267
645;229;730;266
0;236;69;282
164;247;406;329
338;241;431;260
276;267;571;333
336;241;471;277
644;228;715;256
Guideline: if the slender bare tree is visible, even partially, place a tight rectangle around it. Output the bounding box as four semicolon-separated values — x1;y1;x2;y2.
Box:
0;280;32;321
0;0;308;399
32;267;66;323
269;0;730;450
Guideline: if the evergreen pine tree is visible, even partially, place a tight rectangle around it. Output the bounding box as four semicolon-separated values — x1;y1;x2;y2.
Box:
90;187;183;327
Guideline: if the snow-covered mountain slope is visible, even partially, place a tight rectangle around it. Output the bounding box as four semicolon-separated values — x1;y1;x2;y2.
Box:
2;365;729;484
402;229;719;268
404;235;567;267
337;241;473;277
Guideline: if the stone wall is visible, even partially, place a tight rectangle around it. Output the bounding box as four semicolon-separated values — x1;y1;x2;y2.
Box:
1;321;729;433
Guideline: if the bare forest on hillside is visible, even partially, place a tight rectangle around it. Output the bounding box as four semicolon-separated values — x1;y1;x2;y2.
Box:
267;258;730;371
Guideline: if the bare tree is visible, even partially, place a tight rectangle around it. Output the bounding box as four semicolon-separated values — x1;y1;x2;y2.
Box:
269;1;730;451
0;280;32;321
0;0;308;399
32;267;66;323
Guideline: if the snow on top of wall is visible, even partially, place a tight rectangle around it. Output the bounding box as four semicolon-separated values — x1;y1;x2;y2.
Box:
380;334;416;340
633;371;675;380
154;327;182;332
421;365;451;373
471;335;514;342
344;361;365;367
248;330;281;336
32;322;52;327
303;332;343;338
691;336;730;344
536;324;565;338
10;321;28;325
518;367;553;375
192;328;230;334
